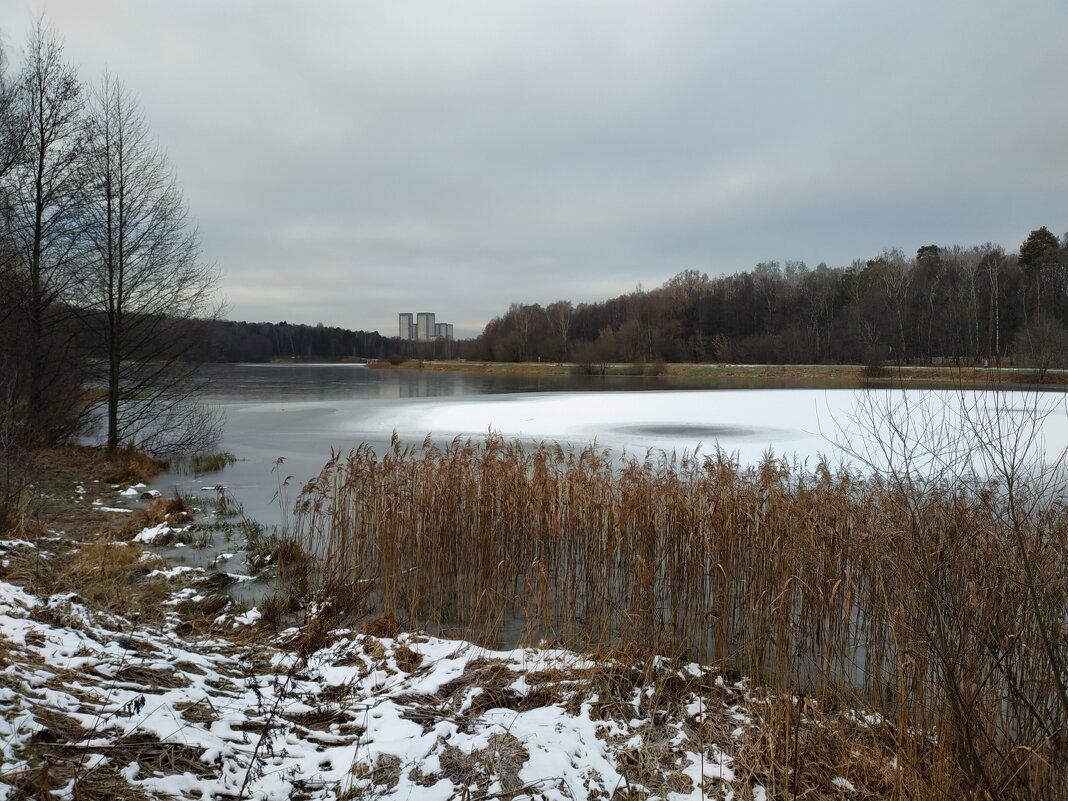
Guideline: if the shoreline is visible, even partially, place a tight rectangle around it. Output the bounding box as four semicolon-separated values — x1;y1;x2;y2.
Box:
332;357;1068;390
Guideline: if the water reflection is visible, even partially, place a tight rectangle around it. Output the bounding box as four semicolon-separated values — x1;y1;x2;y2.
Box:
614;423;777;439
201;362;725;401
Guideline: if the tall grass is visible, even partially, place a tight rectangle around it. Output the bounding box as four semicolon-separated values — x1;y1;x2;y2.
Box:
167;450;237;475
291;422;1067;799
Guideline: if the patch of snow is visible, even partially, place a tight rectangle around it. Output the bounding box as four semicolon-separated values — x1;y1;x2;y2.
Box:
133;523;176;544
147;566;200;579
231;608;261;626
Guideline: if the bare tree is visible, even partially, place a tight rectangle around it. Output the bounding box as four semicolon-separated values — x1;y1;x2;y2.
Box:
82;73;222;453
869;250;912;365
0;38;23;323
832;388;1068;798
0;39;25;188
0;41;31;531
0;20;90;443
545;300;573;361
1014;313;1068;382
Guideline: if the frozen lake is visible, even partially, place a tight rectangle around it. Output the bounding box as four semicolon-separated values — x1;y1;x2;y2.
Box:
156;363;1068;526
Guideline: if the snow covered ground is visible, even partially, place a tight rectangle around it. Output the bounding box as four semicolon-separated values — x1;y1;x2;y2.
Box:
0;568;757;800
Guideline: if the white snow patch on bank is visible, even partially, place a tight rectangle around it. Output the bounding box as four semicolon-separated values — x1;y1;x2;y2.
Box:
132;523;185;544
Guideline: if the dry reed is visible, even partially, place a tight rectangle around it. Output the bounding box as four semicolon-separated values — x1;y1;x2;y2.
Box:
288;432;1067;800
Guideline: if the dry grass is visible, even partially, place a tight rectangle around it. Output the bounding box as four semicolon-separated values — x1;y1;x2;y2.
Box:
175;593;230;626
10;762;157;801
731;694;938;799
2;445;168;541
143;494;192;525
186;451;237;474
110;491;192;541
58;540;171;618
36;445;168;486
361;613;403;638
393;644;423;673
437;732;530;798
292;433;1068;800
7;693;206;801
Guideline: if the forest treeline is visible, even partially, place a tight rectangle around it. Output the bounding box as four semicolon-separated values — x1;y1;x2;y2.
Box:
203;319;456;363
464;230;1068;371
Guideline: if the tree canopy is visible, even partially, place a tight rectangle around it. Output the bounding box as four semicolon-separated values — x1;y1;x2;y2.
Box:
465;232;1068;370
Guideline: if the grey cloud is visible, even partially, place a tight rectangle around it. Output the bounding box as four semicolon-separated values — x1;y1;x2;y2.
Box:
2;0;1066;338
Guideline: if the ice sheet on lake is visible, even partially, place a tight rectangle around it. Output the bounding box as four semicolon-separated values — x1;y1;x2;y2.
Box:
353;388;1068;471
394;390;824;462
156;380;1068;525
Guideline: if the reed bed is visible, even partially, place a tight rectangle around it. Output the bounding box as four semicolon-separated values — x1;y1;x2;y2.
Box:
291;433;1067;799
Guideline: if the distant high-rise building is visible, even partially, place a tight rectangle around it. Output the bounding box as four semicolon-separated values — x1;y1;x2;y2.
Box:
416;312;435;341
396;311;453;341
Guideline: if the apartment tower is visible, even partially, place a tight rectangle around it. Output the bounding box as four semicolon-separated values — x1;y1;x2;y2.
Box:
416;312;435;342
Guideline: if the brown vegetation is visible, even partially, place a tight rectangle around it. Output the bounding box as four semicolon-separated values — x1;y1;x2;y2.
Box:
35;445;169;487
290;418;1068;800
383;358;1068;389
107;491;192;541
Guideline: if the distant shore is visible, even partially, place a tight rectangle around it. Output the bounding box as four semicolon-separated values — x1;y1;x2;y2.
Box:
358;358;1068;390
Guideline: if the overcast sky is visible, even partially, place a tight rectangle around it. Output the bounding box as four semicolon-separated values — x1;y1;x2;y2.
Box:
1;1;1066;337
